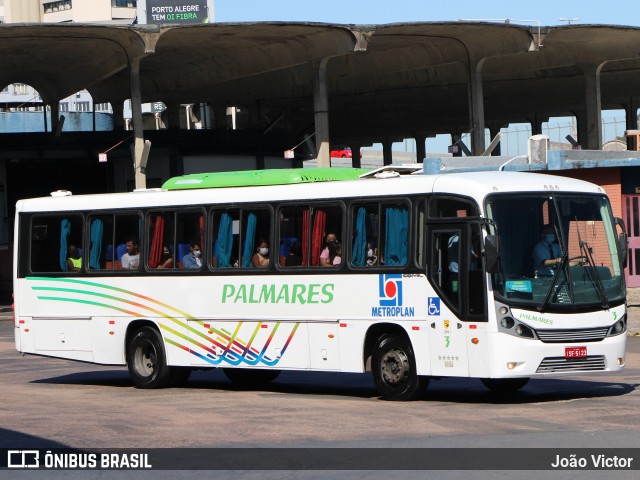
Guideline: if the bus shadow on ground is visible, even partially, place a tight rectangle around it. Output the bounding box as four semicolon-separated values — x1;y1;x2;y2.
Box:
30;369;637;403
424;377;637;404
0;427;69;448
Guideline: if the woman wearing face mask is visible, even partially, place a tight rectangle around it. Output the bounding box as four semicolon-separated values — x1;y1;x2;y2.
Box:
252;239;270;268
183;241;202;269
320;233;340;267
157;245;174;269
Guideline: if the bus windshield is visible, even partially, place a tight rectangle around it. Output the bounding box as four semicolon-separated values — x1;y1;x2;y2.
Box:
486;193;625;311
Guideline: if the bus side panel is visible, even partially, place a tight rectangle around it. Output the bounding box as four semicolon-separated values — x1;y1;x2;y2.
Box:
91;316;126;365
307;322;340;370
185;320;310;370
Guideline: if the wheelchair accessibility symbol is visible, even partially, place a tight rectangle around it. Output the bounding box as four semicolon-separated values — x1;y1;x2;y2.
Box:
428;297;440;316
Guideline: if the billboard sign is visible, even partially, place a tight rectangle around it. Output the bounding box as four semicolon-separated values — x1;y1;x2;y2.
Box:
146;0;209;25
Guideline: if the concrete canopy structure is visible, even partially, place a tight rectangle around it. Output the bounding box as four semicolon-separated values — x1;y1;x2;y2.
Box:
2;21;640;165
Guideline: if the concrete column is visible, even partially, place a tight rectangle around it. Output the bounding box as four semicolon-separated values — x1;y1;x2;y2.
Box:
0;160;8;244
50;101;60;134
382;139;393;166
111;103;125;131
167;102;181;130
130;57;147;190
488;126;502;156
314;57;331;168
415;135;426;163
467;58;487;155
581;63;604;150
530;114;543;136
575;109;587;149
625;97;639;150
351;144;362;168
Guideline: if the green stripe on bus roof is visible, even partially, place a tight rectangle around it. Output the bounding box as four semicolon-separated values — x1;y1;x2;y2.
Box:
162;168;370;190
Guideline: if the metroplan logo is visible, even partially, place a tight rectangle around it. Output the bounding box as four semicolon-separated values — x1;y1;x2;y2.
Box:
372;274;414;318
379;274;403;306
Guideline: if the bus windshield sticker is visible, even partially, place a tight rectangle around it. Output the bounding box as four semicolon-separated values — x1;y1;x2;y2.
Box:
505;280;532;293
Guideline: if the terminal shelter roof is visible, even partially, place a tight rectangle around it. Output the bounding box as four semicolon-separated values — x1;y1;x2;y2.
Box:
2;21;640;146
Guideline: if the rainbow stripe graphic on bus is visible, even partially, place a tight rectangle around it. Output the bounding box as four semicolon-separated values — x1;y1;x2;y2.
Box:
372;274;414;318
26;277;299;366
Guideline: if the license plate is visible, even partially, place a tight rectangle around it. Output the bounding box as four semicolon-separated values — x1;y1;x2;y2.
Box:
565;346;587;358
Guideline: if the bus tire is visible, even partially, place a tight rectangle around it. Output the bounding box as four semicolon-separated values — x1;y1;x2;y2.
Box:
127;326;171;389
372;334;427;401
481;377;529;393
223;368;280;386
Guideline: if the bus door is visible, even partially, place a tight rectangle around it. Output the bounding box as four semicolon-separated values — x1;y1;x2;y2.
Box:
426;222;488;377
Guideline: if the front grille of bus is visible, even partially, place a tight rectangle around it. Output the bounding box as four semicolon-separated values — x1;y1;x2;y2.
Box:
536;327;609;343
536;355;606;373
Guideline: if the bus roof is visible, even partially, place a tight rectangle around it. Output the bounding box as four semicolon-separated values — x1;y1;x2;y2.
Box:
162;167;370;190
15;170;606;214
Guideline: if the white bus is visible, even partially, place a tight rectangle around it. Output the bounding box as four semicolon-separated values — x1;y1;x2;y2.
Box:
13;167;628;400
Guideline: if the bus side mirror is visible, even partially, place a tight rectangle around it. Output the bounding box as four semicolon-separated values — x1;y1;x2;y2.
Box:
484;235;500;273
615;217;628;268
619;232;628;268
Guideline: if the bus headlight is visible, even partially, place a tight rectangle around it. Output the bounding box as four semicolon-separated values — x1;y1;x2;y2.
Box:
515;323;535;338
500;317;514;329
607;316;626;337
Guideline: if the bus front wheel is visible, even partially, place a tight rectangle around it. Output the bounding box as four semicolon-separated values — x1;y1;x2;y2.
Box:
372;334;427;401
127;326;171;388
481;377;529;393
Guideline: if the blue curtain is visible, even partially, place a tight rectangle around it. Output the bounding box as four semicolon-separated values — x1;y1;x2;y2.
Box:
216;213;233;267
352;207;367;266
59;219;71;271
241;213;257;267
89;219;103;269
384;207;408;266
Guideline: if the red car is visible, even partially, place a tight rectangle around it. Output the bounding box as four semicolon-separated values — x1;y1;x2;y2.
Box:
330;147;353;158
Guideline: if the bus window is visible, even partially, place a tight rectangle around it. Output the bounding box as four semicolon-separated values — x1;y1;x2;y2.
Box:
428;197;479;219
29;214;83;273
177;211;204;269
211;208;271;269
430;228;462;314
279;205;342;267
147;212;176;269
416;201;426;267
90;213;141;271
350;202;409;267
241;209;271;269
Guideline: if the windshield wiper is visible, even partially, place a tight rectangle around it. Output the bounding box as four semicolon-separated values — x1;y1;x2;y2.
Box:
575;220;609;309
578;241;609;309
537;251;569;313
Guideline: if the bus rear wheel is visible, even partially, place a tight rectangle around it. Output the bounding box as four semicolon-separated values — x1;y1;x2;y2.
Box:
127;326;171;388
223;368;280;386
372;334;428;401
481;377;529;393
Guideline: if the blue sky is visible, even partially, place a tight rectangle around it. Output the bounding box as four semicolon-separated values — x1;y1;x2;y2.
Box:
215;0;639;27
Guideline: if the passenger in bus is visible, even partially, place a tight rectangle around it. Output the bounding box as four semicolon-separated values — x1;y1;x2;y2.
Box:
251;239;270;268
66;244;82;272
320;233;340;266
332;242;342;266
121;238;140;270
183;242;202;269
157;245;173;269
366;241;378;266
285;239;302;266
